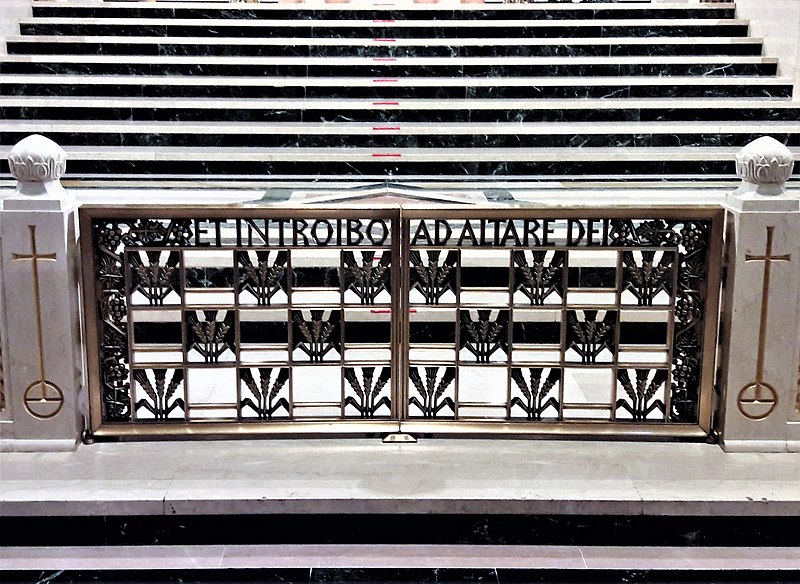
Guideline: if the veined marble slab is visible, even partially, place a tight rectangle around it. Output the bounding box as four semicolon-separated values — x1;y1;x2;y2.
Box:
16;17;749;28
0;54;776;66
7;120;799;135
1;145;796;162
7;35;763;47
1;544;799;571
2;96;796;110
1;439;799;516
1;73;790;87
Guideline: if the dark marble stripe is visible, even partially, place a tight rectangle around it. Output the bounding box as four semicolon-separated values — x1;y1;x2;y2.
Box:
30;6;737;21
0;61;776;77
4;131;792;149
4;106;797;124
0;158;762;179
2;82;791;100
3;515;799;547
6;42;764;59
18;23;748;39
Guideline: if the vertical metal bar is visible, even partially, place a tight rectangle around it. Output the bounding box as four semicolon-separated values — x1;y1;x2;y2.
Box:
179;247;189;421
506;247;515;420
558;249;569;421
233;248;242;421
339;246;346;419
454;247;462;420
665;243;680;423
611;249;623;422
394;212;405;427
124;249;137;421
287;248;294;419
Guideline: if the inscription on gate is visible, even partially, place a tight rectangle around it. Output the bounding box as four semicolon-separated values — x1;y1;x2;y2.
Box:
83;208;720;436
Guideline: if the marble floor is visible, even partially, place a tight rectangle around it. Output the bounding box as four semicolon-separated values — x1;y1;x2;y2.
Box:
2;439;799;517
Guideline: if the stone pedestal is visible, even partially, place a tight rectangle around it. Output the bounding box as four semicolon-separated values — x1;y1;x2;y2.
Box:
719;136;800;452
0;135;84;451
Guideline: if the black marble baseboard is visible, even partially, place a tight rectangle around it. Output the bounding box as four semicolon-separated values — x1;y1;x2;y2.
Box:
2;515;800;547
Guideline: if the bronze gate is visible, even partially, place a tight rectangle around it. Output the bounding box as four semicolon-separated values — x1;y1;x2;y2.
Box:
81;205;722;439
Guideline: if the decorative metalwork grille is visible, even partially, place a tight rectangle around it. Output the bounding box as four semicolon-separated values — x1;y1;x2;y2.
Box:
401;211;721;431
82;207;721;438
83;210;399;429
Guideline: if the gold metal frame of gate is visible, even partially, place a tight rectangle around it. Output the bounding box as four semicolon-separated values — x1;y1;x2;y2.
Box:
80;205;723;440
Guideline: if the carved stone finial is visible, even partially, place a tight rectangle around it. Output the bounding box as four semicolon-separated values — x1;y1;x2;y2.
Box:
7;134;67;197
735;136;795;197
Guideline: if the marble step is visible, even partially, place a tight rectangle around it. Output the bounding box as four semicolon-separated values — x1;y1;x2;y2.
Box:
6;36;765;57
29;3;737;21
19;18;750;38
2;74;791;99
0;54;777;77
5;121;797;149
4;97;797;123
3;144;798;179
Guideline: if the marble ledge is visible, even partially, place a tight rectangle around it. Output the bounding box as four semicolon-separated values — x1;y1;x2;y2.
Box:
1;544;799;571
2;439;799;517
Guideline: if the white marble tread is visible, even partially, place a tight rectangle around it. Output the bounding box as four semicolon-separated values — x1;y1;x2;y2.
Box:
7;120;800;134
1;439;799;517
1;74;788;87
28;1;737;11
7;35;763;47
1;544;800;571
16;17;749;28
1;145;797;161
2;96;796;109
0;54;775;65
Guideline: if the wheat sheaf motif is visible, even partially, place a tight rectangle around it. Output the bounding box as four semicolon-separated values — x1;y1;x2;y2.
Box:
510;367;560;421
133;368;185;420
240;367;290;419
461;310;508;363
292;310;340;362
344;367;392;418
408;366;456;418
237;250;287;305
343;250;391;305
186;310;235;363
616;369;667;421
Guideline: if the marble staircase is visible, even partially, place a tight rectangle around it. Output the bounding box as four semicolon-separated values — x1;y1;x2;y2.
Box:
1;1;798;181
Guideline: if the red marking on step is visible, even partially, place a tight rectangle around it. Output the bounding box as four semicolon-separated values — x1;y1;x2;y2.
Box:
373;126;401;131
373;38;396;42
372;101;400;105
373;57;397;62
371;308;417;314
373;78;398;83
373;19;395;22
372;153;402;157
